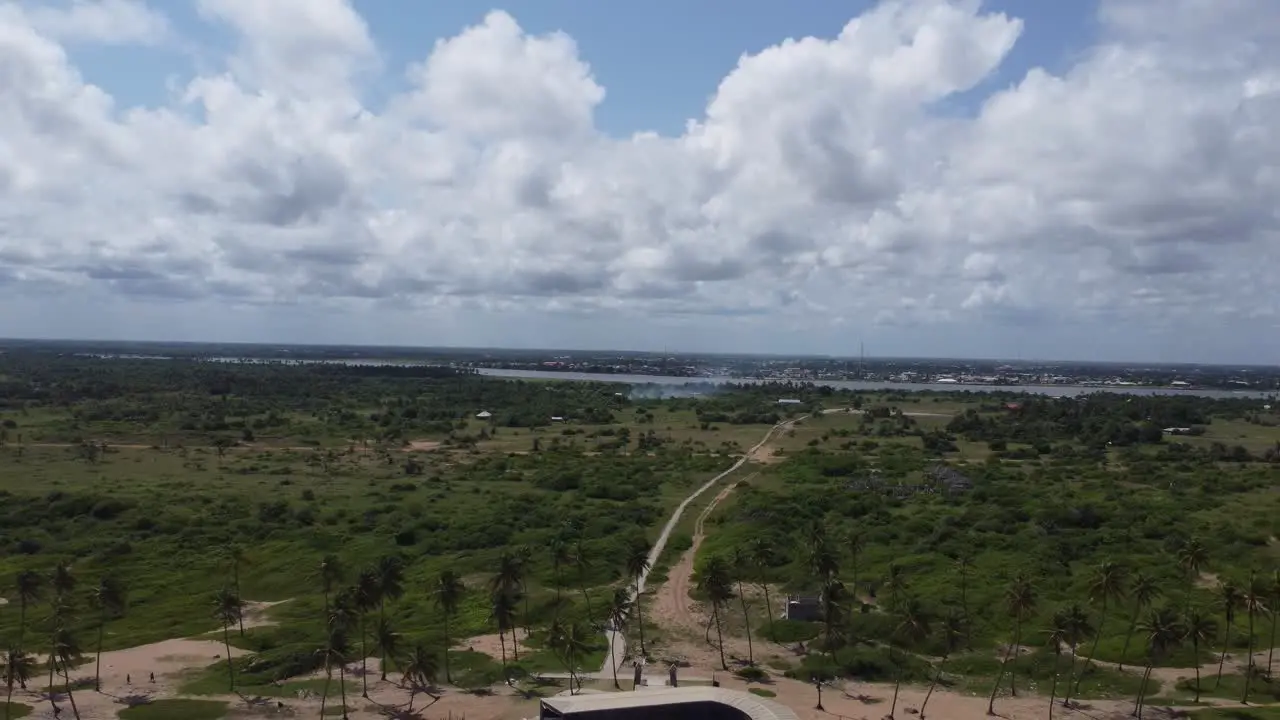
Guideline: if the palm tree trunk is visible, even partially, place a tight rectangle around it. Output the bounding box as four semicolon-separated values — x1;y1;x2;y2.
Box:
46;655;59;717
61;664;81;720
222;623;236;692
379;603;388;680
1192;637;1202;702
987;639;1015;714
1216;617;1233;688
580;585;594;626
737;579;754;665
17;601;27;654
523;592;532;637
234;563;245;637
320;660;330;718
1134;665;1153;718
1267;610;1277;680
360;613;369;698
1061;645;1078;708
610;629;620;690
511;625;520;661
1077;601;1108;694
1120;604;1142;671
338;662;348;719
1010;617;1022;697
922;654;946;718
890;642;902;719
1243;608;1256;703
635;581;647;657
498;630;508;684
713;603;727;670
761;583;776;644
443;614;453;683
96;613;106;691
7;677;16;719
1048;652;1060;720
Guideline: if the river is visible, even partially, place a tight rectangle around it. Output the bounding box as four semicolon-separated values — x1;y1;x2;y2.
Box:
476;368;1275;399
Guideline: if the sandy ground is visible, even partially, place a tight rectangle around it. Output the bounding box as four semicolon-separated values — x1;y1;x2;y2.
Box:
406;439;443;452
461;632;538;662
240;598;292;630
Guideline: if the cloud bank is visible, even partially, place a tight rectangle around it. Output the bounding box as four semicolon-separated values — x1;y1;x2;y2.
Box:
1;0;1278;361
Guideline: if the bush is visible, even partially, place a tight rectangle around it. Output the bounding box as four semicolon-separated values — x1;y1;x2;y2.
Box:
735;665;769;682
761;619;820;644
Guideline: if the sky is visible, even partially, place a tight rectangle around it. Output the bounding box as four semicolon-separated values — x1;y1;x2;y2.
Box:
1;0;1278;364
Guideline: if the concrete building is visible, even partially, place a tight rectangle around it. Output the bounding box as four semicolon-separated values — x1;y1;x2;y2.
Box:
539;687;800;720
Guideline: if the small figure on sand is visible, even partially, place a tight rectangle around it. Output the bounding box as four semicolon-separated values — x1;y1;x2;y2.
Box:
127;673;131;684
150;672;155;683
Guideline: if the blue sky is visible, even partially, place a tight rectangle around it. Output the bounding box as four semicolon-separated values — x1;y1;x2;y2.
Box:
73;0;1099;135
5;0;1280;363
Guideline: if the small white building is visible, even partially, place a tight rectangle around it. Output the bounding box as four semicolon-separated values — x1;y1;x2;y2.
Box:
777;398;803;405
475;411;492;419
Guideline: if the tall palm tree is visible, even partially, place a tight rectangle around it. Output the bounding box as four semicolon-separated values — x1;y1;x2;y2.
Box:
1181;606;1217;702
212;587;242;692
225;545;250;637
883;563;908;614
372;617;400;682
892;597;931;719
318;554;343;616
3;648;36;720
819;577;847;655
352;568;381;698
434;570;465;684
921;609;964;719
1044;610;1071;720
490;588;518;684
1119;572;1160;671
953;554;974;649
50;562;76;601
12;570;42;654
515;544;534;637
1075;561;1126;695
988;573;1036;714
731;547;755;665
1134;607;1183;720
749;538;778;642
696;556;734;671
1241;572;1268;703
91;577;127;691
549;538;571;613
400;642;440;712
324;589;358;719
606;587;632;690
45;598;72;699
51;626;82;720
1058;603;1094;710
846;530;865;598
374;555;405;634
1176;538;1208;608
624;540;652;657
573;541;595;625
550;621;592;695
1215;580;1243;689
1268;570;1280;680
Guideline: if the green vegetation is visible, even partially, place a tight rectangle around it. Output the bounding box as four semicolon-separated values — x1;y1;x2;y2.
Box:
0;702;32;719
117;699;228;720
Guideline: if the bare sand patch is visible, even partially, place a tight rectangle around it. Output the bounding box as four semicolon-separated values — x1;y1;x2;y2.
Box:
460;632;537;661
1196;571;1220;589
241;597;292;630
407;439;443;451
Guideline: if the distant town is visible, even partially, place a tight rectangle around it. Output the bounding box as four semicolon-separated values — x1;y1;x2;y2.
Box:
4;338;1275;392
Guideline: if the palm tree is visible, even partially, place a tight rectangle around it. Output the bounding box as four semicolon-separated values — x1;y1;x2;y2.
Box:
1182;606;1217;702
91;577;127;691
374;556;405;665
988;573;1036;714
324;589;358;719
1133;607;1183;719
1241;572;1267;703
353;568;381;698
400;642;440;712
1214;580;1243;689
318;554;343;617
748;538;778;643
846;530;865;598
1268;570;1280;680
1058;603;1094;710
1119;572;1160;671
892;597;931;719
50;562;76;601
225;544;250;637
372;617;400;682
624;540;652;657
490;588;518;683
1176;538;1208;608
549;537;571;612
51;626;82;720
819;577;847;655
1075;561;1126;695
731;547;755;665
45;598;72;699
921;609;964;719
551;622;592;694
434;570;465;684
212;587;242;692
606;587;632;690
953;554;973;649
883;563;908;614
12;570;42;654
515;544;535;637
573;541;595;625
1044;610;1071;720
696;556;734;671
3;648;37;720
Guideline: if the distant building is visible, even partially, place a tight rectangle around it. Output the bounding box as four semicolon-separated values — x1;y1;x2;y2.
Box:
539;686;799;719
551;416;565;422
475;411;492;419
777;398;803;405
1163;427;1192;435
784;593;822;622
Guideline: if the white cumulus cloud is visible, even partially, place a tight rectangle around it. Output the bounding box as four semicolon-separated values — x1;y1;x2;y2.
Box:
0;0;1278;360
